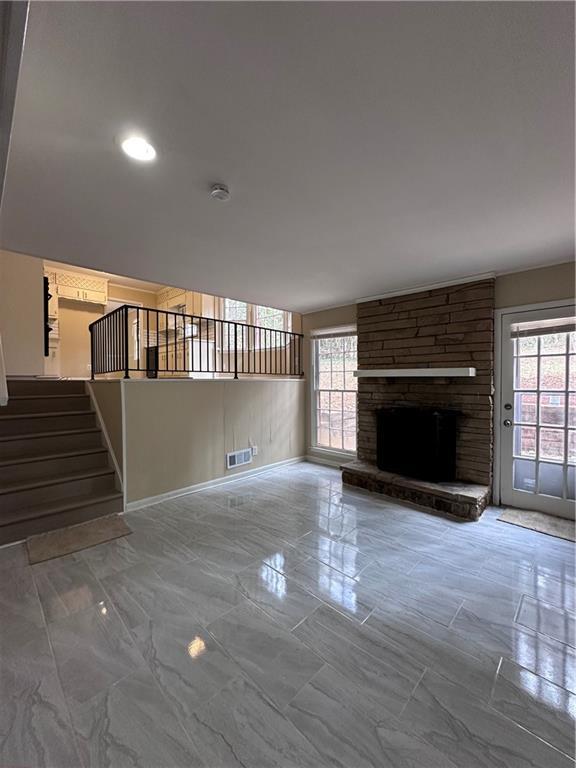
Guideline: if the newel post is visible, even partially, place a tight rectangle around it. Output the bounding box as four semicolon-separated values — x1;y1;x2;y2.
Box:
89;325;95;381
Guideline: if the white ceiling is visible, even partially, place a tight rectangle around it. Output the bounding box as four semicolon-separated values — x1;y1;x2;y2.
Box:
0;2;573;314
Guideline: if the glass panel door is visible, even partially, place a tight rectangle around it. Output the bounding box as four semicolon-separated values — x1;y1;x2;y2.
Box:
500;305;575;519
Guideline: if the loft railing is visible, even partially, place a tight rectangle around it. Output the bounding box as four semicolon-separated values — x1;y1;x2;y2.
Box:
89;304;304;379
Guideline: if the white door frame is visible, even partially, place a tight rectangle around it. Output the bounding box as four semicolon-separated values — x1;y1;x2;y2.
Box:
494;298;575;508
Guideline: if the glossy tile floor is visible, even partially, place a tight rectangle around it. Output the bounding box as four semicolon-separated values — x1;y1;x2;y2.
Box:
1;462;575;767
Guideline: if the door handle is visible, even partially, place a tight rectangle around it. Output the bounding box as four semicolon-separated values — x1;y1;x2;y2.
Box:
503;419;512;427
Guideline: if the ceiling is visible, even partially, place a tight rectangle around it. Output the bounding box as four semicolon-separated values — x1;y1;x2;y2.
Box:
0;2;573;314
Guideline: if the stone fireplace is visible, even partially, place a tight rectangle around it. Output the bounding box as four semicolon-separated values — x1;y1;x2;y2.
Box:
343;278;495;519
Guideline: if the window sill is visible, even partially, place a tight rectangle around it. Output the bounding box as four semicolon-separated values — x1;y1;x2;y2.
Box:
307;446;357;468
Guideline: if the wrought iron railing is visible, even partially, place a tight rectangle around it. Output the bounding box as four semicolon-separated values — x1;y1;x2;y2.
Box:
89;305;303;379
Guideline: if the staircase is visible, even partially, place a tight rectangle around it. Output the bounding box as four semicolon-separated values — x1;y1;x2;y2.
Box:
0;379;123;545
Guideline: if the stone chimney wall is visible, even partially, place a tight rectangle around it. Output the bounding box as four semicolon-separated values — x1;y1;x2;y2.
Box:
357;279;494;485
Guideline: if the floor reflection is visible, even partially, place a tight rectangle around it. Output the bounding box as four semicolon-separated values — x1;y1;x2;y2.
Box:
315;561;358;615
187;635;207;660
515;662;575;714
261;556;287;600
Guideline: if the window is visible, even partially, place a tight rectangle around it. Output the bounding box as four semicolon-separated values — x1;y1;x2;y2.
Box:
223;298;249;324
223;299;291;348
255;305;291;348
313;334;357;452
255;305;291;332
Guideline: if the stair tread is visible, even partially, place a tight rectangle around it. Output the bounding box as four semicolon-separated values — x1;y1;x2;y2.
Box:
0;427;101;443
0;410;94;420
0;466;115;494
7;394;87;400
0;491;124;527
0;447;108;468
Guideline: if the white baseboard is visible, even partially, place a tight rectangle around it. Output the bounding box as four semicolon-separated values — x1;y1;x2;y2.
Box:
125;456;306;513
306;447;356;469
306;454;341;468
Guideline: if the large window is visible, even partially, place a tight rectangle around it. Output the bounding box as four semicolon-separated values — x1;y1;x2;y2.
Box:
223;299;291;348
313;334;357;452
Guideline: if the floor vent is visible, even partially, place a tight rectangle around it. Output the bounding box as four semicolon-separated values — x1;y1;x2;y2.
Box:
226;448;253;469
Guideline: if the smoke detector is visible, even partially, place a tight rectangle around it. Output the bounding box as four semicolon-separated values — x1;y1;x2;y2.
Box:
210;183;230;201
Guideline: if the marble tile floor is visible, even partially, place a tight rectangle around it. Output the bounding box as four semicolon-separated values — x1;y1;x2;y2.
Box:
0;461;574;767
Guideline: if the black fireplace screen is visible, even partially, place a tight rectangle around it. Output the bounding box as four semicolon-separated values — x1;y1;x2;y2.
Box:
377;406;459;482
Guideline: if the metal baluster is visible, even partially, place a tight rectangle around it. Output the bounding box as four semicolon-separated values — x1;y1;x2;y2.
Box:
234;323;238;379
200;318;203;372
191;316;195;373
163;311;167;374
124;306;130;378
146;309;150;376
90;326;94;378
136;308;140;371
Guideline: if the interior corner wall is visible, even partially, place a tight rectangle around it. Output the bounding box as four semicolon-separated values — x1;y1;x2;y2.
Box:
0;249;44;375
495;261;575;308
123;379;306;504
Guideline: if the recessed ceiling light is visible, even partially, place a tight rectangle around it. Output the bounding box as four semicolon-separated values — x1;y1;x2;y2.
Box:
120;136;156;162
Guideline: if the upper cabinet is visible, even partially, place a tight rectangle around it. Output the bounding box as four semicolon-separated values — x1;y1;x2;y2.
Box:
45;269;108;306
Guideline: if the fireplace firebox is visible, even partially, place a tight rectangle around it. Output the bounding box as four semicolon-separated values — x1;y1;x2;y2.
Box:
377;406;459;482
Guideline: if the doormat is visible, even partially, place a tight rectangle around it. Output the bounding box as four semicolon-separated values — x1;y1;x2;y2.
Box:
498;508;575;542
27;514;131;564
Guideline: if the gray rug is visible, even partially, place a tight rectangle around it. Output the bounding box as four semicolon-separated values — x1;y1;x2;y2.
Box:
27;514;131;564
498;507;575;542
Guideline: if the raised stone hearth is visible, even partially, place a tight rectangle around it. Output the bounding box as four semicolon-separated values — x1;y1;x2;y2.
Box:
342;460;491;521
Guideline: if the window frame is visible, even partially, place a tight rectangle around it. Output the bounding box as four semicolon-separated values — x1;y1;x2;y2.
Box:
310;330;358;455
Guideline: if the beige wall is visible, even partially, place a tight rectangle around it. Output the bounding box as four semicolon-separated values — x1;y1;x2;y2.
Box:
0;249;44;375
124;379;305;502
89;380;123;475
301;304;356;334
58;300;101;378
108;284;157;307
495;261;575;308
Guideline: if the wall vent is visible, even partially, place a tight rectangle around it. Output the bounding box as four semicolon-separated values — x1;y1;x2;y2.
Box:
226;448;253;469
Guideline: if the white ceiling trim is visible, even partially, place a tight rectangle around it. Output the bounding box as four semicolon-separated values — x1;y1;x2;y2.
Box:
356;272;496;304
